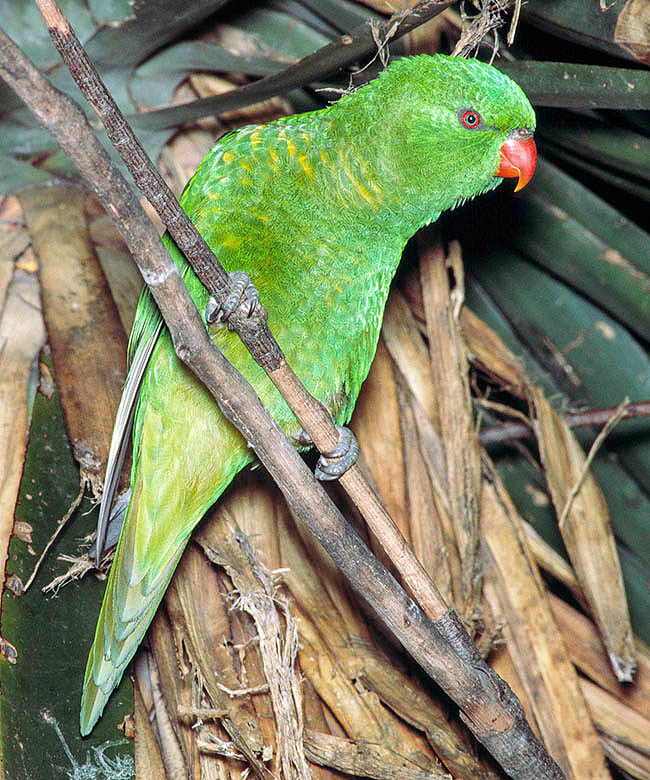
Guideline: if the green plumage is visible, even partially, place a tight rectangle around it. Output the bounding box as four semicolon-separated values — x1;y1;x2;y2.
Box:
81;54;535;734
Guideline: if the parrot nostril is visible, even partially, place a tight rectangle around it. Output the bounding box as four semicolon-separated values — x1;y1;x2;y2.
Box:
512;127;533;140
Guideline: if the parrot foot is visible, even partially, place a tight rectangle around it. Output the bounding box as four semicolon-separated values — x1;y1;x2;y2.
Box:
206;271;259;328
301;425;360;481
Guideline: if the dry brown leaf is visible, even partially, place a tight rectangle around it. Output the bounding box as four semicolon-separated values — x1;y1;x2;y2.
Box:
93;244;142;335
581;676;650;779
218;473;461;777
352;337;409;542
297;625;441;776
0;196;28;315
549;594;650;718
382;289;439;428
522;520;587;609
298;627;387;742
480;468;612;780
0;251;12;316
160;123;218;197
277;503;374;654
0;267;46;658
19;185;127;496
138;648;188;780
599;737;650;780
614;0;650;65
532;387;635;682
1;230;30;275
397;382;455;605
88;206;143;335
400;9;460;56
195;505;310;780
419;235;481;619
15;246;38;273
304;729;451;780
301;680;347;780
189;72;292;126
358;643;502;780
167;545;266;756
273;496;477;777
227;599;278;754
458;292;635;684
134;666;169;780
460;306;528;399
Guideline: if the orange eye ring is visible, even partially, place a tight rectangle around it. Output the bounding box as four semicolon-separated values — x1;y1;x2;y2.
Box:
460;110;481;129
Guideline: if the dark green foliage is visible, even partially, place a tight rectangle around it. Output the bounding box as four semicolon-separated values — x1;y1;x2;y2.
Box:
0;360;133;779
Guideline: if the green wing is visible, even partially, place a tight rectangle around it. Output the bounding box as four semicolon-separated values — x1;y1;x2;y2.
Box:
94;235;189;559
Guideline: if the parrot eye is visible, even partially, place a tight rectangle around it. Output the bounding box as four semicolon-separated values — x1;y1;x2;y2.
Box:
458;109;483;130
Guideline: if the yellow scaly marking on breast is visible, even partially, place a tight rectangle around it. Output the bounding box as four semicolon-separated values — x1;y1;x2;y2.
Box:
240;159;253;173
298;154;314;180
222;150;235;164
221;235;243;251
249;129;262;149
358;157;385;199
206;192;223;215
338;150;380;210
276;127;297;158
268;147;279;172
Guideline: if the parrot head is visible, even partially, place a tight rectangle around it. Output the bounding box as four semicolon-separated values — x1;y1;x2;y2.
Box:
337;54;537;222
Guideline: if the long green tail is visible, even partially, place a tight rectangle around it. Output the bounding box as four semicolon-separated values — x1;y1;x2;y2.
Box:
80;318;254;735
80;485;187;733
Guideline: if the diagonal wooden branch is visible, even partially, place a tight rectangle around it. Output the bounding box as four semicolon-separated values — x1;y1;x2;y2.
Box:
0;8;563;779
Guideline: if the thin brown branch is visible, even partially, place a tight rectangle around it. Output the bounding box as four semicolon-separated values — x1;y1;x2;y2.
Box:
480;400;650;446
0;10;564;778
557;398;630;527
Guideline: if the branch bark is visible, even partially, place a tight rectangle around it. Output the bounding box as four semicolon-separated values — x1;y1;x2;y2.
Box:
0;6;564;778
480;400;650;446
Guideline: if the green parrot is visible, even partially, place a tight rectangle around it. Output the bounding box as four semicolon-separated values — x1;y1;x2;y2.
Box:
81;53;536;735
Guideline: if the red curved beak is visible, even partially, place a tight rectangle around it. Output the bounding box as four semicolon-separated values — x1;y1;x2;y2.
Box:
496;135;537;192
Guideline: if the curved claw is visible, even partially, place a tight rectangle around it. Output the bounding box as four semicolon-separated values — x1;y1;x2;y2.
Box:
296;429;314;448
206;271;259;326
314;425;360;481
